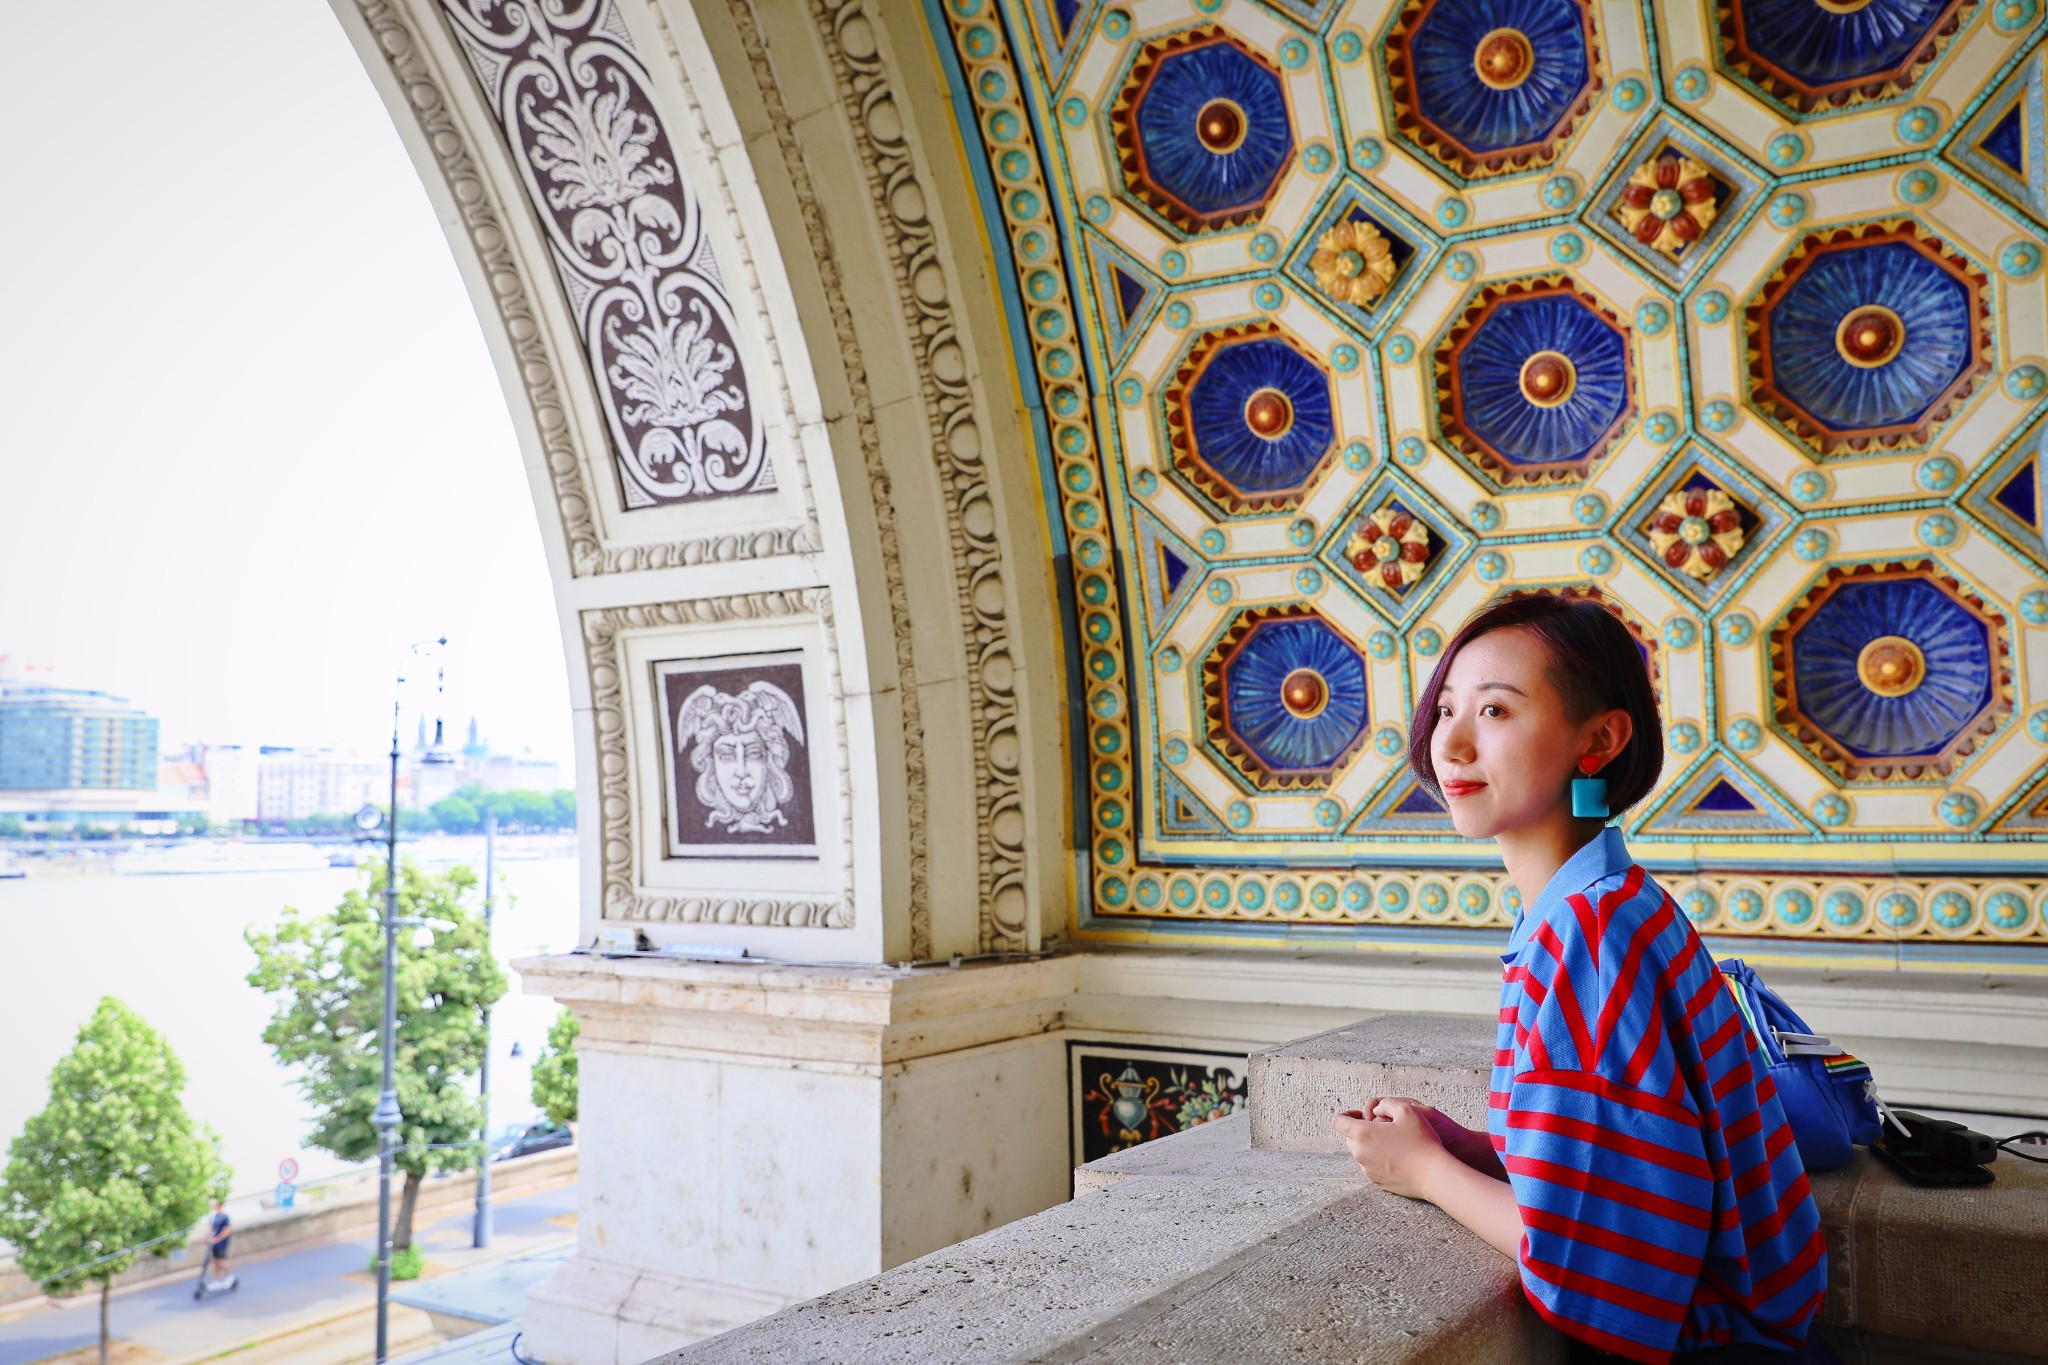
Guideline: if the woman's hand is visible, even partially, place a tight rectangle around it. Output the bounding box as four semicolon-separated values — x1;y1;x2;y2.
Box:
1331;1096;1454;1199
1332;1097;1524;1259
1414;1104;1507;1180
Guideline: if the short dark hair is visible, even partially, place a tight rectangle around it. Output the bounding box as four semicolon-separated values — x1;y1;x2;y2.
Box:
1408;592;1664;815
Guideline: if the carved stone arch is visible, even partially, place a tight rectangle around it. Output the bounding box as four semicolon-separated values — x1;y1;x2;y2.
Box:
669;0;1070;958
330;0;1071;962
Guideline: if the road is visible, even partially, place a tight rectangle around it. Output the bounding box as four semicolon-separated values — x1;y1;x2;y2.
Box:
0;1182;575;1365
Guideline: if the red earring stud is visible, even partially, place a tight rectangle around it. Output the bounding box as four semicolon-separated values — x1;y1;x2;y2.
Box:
1572;755;1610;819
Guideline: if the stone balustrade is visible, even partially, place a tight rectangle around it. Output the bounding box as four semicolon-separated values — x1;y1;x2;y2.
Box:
658;1016;2048;1364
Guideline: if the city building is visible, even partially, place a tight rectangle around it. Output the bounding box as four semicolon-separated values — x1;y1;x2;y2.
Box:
194;743;260;825
254;747;386;823
333;2;2048;1361
0;682;159;791
404;718;564;809
0;674;198;831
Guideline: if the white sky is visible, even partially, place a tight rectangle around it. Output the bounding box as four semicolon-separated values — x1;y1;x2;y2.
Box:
0;2;573;763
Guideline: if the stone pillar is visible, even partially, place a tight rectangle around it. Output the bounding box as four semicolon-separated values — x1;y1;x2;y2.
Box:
514;954;1078;1362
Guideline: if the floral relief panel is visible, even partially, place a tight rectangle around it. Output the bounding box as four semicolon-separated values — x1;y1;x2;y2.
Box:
928;0;2048;947
440;0;771;507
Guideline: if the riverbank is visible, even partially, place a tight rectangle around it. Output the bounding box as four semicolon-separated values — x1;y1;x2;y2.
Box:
0;1168;576;1365
0;850;579;1196
2;833;576;879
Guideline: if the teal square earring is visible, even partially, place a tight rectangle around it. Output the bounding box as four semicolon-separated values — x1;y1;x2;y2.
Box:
1571;755;1609;819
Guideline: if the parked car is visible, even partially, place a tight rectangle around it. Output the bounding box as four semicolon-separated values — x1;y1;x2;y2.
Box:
492;1120;573;1162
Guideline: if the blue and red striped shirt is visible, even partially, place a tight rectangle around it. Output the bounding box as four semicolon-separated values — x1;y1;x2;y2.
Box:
1488;829;1826;1362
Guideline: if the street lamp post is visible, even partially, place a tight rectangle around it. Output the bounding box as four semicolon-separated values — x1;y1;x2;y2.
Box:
368;637;445;1365
474;809;496;1248
371;692;403;1365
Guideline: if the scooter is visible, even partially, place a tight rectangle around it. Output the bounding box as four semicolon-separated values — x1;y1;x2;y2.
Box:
192;1259;238;1299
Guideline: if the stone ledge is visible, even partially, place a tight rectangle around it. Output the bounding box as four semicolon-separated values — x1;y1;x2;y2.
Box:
1250;1014;2048;1360
1810;1150;2048;1358
1250;1014;1496;1151
661;1115;1556;1364
647;1012;2048;1363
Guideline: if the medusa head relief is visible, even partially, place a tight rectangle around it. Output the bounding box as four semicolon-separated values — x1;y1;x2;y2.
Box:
655;657;816;855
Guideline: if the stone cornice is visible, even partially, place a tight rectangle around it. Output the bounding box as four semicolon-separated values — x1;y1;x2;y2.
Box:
516;951;1076;1072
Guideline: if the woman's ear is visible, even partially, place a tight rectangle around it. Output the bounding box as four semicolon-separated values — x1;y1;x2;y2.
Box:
1590;708;1633;767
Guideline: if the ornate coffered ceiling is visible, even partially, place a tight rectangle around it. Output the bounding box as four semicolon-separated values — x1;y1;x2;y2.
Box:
930;0;2048;945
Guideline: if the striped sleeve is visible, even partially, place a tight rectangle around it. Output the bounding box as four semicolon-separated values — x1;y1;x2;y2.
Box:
1503;1068;1711;1362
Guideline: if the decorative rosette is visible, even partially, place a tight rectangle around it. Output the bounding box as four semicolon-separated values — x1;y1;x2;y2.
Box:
1167;324;1336;511
1113;29;1295;232
1310;220;1399;307
1206;608;1371;788
1346;505;1433;591
1615;154;1721;259
1747;222;1990;456
1384;0;1600;178
1436;277;1634;485
1647;487;1744;579
1775;564;2009;781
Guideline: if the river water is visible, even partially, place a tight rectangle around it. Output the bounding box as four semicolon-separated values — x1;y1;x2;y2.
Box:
0;839;580;1200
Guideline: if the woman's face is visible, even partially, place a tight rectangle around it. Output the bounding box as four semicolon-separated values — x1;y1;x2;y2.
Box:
1429;627;1616;840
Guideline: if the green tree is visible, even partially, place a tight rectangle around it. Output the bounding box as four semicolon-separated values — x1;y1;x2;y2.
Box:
501;791;557;830
530;1008;580;1127
0;999;226;1365
551;789;575;829
245;862;505;1251
0;816;22;837
430;795;480;834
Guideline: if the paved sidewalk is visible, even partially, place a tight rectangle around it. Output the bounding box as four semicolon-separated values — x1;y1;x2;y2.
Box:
387;1247;570;1365
0;1183;574;1365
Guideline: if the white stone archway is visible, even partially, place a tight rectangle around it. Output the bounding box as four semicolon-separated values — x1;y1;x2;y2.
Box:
333;0;1083;1355
334;0;1074;964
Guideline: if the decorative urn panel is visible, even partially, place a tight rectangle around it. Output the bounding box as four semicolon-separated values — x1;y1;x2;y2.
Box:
928;0;2048;947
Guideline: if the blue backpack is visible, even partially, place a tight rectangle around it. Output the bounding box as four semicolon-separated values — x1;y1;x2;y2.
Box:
1719;958;1884;1172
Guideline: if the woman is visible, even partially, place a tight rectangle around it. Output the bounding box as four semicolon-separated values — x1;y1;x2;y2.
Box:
1331;594;1831;1364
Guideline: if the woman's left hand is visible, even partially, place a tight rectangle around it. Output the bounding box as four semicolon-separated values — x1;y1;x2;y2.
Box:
1332;1096;1451;1199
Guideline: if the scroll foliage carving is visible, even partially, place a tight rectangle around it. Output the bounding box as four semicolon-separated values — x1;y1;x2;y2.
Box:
349;0;819;575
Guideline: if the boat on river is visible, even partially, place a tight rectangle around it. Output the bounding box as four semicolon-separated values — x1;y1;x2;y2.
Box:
115;842;337;875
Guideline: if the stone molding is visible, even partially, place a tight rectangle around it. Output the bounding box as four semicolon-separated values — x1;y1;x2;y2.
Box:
581;589;855;929
516;951;1076;1073
517;945;2048;1107
738;0;1031;953
347;0;819;576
